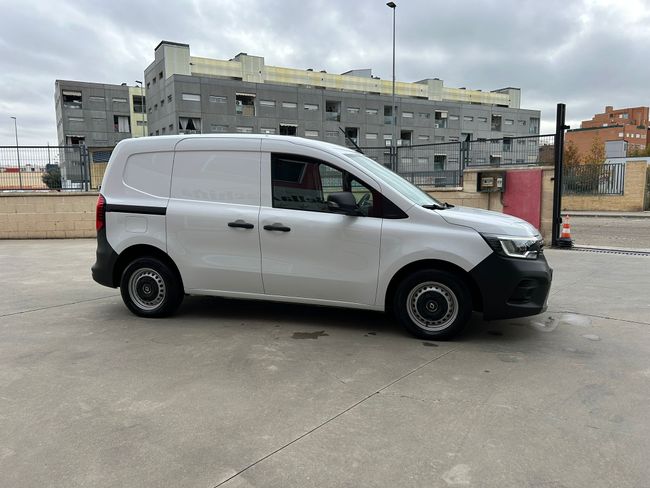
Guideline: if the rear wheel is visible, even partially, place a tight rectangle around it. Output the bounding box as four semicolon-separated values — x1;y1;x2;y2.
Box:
120;257;183;317
394;269;472;340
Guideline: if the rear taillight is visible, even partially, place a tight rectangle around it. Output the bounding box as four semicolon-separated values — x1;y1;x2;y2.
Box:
96;194;106;231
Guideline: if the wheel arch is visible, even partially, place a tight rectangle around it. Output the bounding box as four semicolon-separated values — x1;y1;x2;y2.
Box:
113;244;184;291
384;259;483;314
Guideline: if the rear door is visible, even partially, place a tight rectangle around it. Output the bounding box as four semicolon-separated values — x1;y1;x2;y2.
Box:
167;137;263;294
259;150;382;306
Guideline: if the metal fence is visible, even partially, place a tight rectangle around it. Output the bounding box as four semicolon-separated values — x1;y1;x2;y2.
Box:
2;133;555;192
359;134;555;187
562;163;625;195
0;145;91;191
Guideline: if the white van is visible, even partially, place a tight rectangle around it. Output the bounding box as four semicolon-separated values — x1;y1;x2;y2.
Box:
92;135;551;339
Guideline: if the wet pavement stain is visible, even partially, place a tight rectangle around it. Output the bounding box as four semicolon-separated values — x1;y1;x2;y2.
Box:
497;353;522;363
292;331;329;340
582;334;601;341
422;342;439;347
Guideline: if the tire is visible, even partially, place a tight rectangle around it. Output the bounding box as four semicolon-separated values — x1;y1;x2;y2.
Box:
393;269;472;340
120;257;183;318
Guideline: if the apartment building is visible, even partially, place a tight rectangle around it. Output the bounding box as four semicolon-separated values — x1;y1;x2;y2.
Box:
143;41;540;155
55;80;147;149
566;105;649;159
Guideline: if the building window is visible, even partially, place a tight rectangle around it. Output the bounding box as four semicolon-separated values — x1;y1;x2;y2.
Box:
529;117;539;133
154;104;158;111
114;115;130;133
325;131;338;138
62;90;82;109
136;120;146;126
259;100;276;107
419;112;430;119
279;124;297;136
448;136;459;142
417;135;430;141
304;130;319;137
167;94;172;103
158;72;163;80
236;126;253;133
169;124;173;132
505;119;514;125
161;127;166;134
402;111;414;118
209;95;227;103
434;136;445;143
112;98;127;103
384;105;393;125
518;120;526;126
236;94;256;115
261;128;276;134
345;127;359;144
366;108;378;115
132;95;146;113
463;116;474;122
433;155;446;171
146;82;150;89
182;93;201;102
326;101;341;121
152;77;156;85
491;114;502;131
448;114;459;121
179;117;201;133
478;116;488;123
89;96;105;102
281;101;297;109
347;107;360;114
304;103;319;111
366;133;378;140
400;130;412;145
211;124;228;132
68;117;84;122
160;99;164;107
434;110;448;129
417;157;428;165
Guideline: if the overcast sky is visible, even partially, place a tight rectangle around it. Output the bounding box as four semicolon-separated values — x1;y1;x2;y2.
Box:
1;0;649;146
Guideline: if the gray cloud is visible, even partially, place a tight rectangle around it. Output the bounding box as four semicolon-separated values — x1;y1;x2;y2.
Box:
1;0;648;144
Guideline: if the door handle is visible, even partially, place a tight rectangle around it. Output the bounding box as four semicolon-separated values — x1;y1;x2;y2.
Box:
228;220;255;229
263;223;291;232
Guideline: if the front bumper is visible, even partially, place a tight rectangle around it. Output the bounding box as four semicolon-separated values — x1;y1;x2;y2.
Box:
470;252;553;320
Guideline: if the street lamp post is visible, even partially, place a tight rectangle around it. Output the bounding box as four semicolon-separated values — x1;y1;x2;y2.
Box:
135;80;145;137
10;116;22;189
387;2;397;171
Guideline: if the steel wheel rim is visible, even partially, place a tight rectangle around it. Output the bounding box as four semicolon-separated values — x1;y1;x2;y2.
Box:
406;281;458;331
128;267;166;311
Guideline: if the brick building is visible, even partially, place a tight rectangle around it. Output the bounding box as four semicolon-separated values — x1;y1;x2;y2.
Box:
566;105;649;161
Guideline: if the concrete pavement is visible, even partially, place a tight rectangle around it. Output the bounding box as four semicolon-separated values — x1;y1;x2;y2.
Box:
0;239;649;488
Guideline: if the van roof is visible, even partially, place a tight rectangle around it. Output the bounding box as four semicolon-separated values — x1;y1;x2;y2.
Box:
115;134;356;156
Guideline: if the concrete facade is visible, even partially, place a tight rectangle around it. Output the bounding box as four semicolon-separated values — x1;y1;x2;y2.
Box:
143;42;540;151
55;80;147;149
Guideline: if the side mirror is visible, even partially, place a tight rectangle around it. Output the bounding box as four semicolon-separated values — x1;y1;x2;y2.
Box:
327;192;361;216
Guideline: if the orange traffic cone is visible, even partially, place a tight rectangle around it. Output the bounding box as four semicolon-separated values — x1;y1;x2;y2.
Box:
557;214;573;248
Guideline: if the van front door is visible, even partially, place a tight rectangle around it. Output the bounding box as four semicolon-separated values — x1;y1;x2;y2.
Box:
167;139;263;294
259;152;381;306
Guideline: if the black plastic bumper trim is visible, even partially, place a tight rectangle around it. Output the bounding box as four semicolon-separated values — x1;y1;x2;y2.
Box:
91;226;119;288
470;252;553;320
105;204;166;215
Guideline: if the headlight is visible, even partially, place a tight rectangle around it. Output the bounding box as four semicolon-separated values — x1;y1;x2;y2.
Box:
481;233;544;259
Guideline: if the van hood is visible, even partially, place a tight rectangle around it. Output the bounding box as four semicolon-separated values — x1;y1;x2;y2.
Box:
436;206;540;237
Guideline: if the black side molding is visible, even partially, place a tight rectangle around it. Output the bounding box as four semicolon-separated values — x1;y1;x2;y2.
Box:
105;204;167;215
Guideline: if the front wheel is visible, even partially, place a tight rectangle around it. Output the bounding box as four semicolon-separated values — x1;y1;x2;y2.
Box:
394;269;472;340
120;257;183;317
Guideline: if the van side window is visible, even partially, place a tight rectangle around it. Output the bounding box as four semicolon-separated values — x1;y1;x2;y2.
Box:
271;154;379;217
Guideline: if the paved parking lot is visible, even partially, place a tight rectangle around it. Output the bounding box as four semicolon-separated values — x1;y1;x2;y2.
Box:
1;239;649;488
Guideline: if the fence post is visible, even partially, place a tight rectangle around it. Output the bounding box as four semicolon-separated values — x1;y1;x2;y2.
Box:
552;103;569;247
81;144;90;191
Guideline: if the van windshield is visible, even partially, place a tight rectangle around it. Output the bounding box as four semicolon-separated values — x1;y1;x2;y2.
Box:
344;152;443;207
